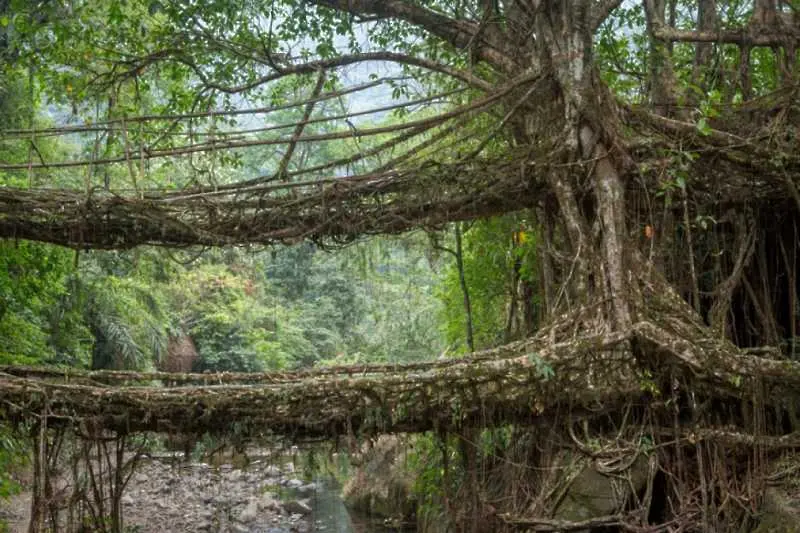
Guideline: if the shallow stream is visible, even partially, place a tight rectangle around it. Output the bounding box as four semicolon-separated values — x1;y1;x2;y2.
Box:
297;478;404;533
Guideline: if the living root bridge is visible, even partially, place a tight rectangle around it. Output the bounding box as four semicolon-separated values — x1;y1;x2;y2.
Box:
0;331;638;440
0;152;541;249
4;299;800;442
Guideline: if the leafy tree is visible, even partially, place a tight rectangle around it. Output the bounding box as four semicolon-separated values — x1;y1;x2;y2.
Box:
1;0;800;530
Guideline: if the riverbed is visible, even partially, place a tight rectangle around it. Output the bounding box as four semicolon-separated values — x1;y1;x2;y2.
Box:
1;457;405;533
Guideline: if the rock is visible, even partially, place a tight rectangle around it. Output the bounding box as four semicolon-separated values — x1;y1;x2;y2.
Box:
283;478;304;489
296;483;316;495
282;499;312;515
113;453;317;533
258;492;281;512
291;520;310;533
238;498;260;523
754;487;800;532
226;469;245;482
343;436;416;519
552;453;651;533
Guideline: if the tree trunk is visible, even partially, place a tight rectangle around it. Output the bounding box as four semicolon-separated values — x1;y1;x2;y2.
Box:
454;222;475;352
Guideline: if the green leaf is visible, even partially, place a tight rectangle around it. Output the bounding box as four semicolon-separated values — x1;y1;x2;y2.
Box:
696;118;712;136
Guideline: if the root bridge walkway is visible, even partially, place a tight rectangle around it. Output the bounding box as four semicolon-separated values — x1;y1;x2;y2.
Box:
3;293;800;444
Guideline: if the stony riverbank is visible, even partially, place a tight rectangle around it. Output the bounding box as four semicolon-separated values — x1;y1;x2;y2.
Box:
2;456;317;533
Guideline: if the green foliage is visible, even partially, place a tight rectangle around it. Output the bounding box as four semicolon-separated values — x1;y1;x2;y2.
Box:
81;273;172;370
438;216;538;352
407;435;450;519
594;4;647;100
526;352;555;380
0;425;26;500
0;241;89;365
162;262;285;372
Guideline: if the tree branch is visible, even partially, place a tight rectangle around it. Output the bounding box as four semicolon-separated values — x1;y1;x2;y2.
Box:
185;50;492;93
309;0;517;71
591;0;625;32
2;72;532;171
653;26;800;47
275;70;327;181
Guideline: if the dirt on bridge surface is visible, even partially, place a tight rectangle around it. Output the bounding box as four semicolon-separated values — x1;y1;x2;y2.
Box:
1;457;314;533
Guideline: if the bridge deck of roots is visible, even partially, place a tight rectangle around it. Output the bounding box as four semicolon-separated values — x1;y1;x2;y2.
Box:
3;272;800;445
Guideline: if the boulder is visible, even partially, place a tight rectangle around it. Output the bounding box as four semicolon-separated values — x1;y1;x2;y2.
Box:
282;499;312;515
238;498;260;523
342;436;416;519
258;492;281;512
296;482;317;495
753;487;800;532
552;453;652;532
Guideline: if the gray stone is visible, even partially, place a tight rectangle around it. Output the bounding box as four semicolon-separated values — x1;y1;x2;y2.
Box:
121;494;135;506
282;499;312;515
553;453;651;533
239;499;260;523
291;520;310;533
296;483;316;495
283;478;304;489
258;492;281;512
231;523;250;533
754;487;800;532
226;470;245;482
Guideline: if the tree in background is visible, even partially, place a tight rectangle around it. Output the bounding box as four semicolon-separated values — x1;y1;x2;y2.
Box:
437;216;539;353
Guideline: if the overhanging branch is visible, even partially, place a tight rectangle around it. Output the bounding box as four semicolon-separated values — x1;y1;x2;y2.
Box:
652;26;800;47
309;0;517;72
